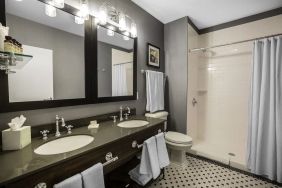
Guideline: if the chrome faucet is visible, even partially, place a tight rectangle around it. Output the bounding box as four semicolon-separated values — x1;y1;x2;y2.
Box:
119;106;123;121
126;106;131;115
55;115;66;137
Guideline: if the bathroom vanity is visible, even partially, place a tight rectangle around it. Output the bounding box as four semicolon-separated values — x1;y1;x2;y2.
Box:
0;115;165;188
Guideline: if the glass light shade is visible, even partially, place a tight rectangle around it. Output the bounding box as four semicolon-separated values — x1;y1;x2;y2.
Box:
130;22;137;37
98;6;107;25
79;1;89;20
45;4;56;17
77;10;89;21
119;14;127;31
123;31;130;41
107;26;115;36
75;16;84;24
53;0;64;8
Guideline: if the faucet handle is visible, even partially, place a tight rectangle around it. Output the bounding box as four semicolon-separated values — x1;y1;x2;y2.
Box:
65;125;73;134
126;106;131;114
124;113;129;120
110;116;117;123
40;130;49;140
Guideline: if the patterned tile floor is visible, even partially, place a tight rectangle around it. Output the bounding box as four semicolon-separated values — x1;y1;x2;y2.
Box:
149;155;281;188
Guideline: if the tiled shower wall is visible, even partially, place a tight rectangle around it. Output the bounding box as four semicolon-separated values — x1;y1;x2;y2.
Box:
187;14;282;168
195;47;252;166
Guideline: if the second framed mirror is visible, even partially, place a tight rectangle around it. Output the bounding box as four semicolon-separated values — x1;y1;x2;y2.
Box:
95;25;137;103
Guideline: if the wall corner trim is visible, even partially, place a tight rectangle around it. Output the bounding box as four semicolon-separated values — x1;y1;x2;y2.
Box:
187;7;282;35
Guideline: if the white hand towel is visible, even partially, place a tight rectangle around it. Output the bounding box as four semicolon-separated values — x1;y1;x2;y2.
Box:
129;165;152;186
139;137;161;179
53;174;82;188
146;70;164;113
81;163;105;188
155;133;170;168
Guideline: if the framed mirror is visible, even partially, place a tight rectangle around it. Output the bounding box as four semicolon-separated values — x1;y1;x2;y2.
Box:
0;0;95;112
96;25;137;103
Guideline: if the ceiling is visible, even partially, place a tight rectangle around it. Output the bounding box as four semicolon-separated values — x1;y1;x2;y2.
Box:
131;0;282;29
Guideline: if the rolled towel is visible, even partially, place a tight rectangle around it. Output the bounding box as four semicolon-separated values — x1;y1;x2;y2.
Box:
81;163;105;188
155;132;170;168
139;136;160;179
129;165;152;186
53;174;82;188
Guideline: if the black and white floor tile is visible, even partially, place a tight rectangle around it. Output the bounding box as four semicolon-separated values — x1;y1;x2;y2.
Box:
149;155;281;188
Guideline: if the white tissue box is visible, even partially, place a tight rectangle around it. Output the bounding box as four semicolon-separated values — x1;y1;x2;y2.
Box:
2;126;31;151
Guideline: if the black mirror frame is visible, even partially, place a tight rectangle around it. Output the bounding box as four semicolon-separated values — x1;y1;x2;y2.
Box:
0;0;138;113
0;0;95;113
94;24;138;103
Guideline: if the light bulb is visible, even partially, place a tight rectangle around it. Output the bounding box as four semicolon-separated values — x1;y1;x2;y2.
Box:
130;22;137;37
45;4;56;17
78;0;89;20
107;26;115;36
123;31;130;41
98;6;107;25
75;16;84;24
119;13;126;31
53;0;64;8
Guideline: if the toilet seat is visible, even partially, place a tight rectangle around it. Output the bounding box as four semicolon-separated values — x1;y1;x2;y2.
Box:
165;131;192;145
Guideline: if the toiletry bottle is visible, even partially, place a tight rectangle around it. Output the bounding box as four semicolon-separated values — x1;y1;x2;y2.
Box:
12;39;17;53
4;36;13;53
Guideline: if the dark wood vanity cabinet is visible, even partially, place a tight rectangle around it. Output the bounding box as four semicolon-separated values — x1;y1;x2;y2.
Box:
4;123;164;188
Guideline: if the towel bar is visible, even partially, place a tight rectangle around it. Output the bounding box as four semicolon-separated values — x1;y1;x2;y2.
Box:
103;152;119;166
141;69;167;77
132;130;162;149
132;140;143;149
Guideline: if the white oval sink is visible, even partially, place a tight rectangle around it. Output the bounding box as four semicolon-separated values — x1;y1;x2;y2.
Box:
117;120;149;128
34;135;94;155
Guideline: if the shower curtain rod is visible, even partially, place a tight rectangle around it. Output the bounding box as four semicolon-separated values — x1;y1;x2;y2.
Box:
189;33;282;53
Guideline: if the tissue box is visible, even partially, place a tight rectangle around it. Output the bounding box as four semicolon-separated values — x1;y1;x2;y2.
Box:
2;126;31;151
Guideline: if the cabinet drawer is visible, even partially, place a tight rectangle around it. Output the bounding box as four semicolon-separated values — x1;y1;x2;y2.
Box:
5;123;164;188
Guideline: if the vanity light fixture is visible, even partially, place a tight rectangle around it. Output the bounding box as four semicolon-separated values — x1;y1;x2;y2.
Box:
97;1;137;38
78;0;89;20
53;0;64;8
119;13;127;31
15;0;23;2
75;16;85;24
107;26;115;36
123;31;130;41
130;22;137;37
98;7;108;25
45;4;57;17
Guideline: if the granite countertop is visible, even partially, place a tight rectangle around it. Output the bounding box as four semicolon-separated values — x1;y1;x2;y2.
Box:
0;116;165;186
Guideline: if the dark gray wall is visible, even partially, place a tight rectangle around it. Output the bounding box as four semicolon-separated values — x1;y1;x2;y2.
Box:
6;14;85;100
98;42;112;97
0;0;164;128
164;17;188;134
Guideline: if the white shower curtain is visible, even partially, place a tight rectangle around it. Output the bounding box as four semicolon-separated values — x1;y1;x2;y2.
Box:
247;36;282;183
112;64;128;96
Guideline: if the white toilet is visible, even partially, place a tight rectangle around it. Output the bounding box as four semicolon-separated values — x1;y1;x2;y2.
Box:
145;111;193;168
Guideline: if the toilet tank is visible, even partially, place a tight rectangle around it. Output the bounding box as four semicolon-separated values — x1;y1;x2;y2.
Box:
145;111;169;120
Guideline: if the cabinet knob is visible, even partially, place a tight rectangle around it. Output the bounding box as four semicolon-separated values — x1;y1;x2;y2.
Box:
34;182;47;188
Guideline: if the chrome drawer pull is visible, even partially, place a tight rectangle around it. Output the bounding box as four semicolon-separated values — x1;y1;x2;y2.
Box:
132;140;143;149
34;182;47;188
102;152;118;166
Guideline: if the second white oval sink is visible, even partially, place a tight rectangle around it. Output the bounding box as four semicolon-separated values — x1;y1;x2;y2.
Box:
34;135;94;155
117;120;149;128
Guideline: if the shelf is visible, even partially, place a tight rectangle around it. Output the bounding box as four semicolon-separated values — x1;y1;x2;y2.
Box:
0;51;33;73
